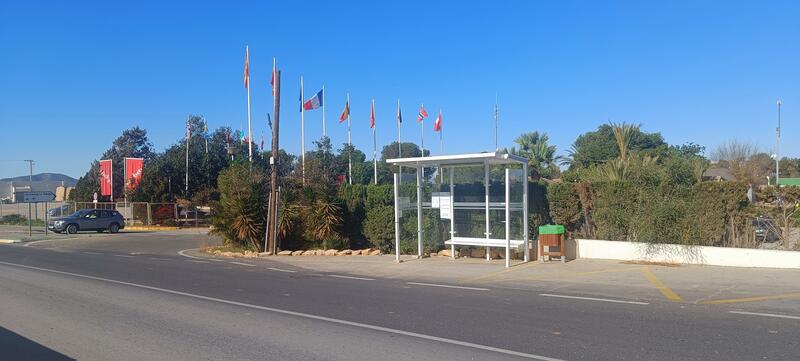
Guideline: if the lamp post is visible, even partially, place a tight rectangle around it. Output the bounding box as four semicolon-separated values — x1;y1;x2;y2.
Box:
776;99;782;186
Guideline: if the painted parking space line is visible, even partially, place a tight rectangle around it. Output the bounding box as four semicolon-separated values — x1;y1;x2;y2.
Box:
268;267;297;273
539;293;650;305
641;267;683;302
329;275;375;281
0;260;563;361
229;262;256;267
407;282;490;291
702;292;800;305
729;311;800;320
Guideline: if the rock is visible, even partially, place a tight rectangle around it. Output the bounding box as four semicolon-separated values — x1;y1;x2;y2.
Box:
490;249;505;259
470;249;486;258
351;250;362;256
291;250;304;256
314;249;325;256
369;249;381;256
324;249;338;256
258;252;272;257
438;249;455;257
301;250;315;256
359;249;372;256
337;249;352;256
277;250;293;256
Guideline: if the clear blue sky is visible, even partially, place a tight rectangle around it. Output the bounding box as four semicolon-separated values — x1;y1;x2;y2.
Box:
1;0;798;179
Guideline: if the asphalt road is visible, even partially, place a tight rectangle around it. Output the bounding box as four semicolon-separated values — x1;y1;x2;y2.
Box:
1;232;798;360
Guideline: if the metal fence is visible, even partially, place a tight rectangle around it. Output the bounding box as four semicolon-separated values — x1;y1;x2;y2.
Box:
0;201;192;226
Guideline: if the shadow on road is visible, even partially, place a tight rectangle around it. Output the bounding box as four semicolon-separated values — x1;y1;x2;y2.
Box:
0;326;74;361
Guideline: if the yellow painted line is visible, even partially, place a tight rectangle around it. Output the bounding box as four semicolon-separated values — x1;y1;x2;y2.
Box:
641;267;683;302
459;261;540;284
492;266;646;284
701;292;800;305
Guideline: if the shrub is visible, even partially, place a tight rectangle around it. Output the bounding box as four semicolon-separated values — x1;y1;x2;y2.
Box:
363;205;394;252
210;163;268;250
547;182;581;231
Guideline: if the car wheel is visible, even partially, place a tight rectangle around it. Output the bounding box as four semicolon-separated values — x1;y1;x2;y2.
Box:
66;224;78;234
109;223;120;233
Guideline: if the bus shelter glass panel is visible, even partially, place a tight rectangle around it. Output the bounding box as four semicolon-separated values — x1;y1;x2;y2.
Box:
452;165;488;240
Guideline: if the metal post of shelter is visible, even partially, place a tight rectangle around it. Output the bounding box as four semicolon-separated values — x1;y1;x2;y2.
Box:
416;166;423;258
523;162;530;262
449;167;455;259
505;168;511;268
484;162;490;261
393;173;401;262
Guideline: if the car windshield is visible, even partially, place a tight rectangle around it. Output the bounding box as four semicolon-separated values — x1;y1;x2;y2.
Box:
68;210;92;218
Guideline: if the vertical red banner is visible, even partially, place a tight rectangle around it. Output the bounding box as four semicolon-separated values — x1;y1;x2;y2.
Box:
99;159;112;197
124;158;144;190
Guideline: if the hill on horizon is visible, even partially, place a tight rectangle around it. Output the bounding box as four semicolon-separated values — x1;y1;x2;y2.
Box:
0;173;78;187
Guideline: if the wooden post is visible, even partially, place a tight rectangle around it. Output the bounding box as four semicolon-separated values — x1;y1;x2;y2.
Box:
267;70;281;254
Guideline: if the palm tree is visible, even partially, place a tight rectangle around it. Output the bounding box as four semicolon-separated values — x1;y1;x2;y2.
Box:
609;122;639;162
511;131;562;179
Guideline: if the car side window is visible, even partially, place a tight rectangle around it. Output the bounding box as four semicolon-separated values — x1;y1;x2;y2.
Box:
85;211;98;219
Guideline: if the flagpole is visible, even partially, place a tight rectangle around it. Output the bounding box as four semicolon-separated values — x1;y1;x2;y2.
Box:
420;103;425;156
373;98;377;185
494;92;499;151
397;99;402;184
322;85;326;137
347;93;352;185
185;117;189;193
246;46;253;163
301;76;306;185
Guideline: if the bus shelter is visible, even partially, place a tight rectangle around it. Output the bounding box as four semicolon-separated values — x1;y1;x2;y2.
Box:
387;152;529;268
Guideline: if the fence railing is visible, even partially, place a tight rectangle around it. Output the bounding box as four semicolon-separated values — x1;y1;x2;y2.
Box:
0;201;209;227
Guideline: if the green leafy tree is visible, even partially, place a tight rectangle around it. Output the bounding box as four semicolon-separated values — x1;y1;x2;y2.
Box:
507;131;561;179
568;124;667;169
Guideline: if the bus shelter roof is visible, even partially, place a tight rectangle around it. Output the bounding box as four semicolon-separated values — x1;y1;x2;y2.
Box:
387;151;527;167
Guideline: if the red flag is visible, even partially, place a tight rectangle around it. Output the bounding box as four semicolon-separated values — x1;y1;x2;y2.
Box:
417;105;428;123
339;99;350;123
99;159;113;197
370;100;376;129
243;47;250;89
433;110;442;132
226;130;231;144
124;158;144;191
270;58;275;95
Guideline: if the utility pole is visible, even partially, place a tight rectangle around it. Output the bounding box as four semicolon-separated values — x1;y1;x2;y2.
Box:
24;160;35;220
267;70;281;254
776;99;782;186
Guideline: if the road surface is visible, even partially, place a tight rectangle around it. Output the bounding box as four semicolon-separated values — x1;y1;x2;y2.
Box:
0;231;797;360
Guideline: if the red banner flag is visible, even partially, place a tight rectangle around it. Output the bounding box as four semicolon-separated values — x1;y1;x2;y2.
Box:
433;110;442;132
99;159;113;197
370;100;376;129
243;46;250;89
124;158;144;191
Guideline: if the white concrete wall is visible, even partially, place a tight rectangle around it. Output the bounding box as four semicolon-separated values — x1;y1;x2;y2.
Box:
575;239;800;269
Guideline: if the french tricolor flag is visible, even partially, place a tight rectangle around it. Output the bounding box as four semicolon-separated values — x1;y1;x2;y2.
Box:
303;89;323;111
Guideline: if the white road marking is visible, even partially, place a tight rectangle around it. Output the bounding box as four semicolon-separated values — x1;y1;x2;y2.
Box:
268;267;297;273
406;282;490;291
177;248;203;259
208;259;225;262
539;293;650;305
149;257;171;261
113;254;135;258
0;260;563;360
186;260;210;264
229;262;256;267
82;251;103;255
729;311;800;320
329;274;375;281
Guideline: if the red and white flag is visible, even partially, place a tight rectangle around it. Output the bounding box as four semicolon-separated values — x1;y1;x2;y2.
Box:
243;46;250;89
270;57;276;95
124;158;144;191
417;105;428;123
99;159;113;197
370;100;376;129
433;110;442;132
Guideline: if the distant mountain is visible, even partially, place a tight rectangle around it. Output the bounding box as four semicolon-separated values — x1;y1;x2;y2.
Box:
0;173;78;187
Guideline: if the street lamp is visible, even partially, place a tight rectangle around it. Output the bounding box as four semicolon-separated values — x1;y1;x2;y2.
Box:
776;99;782;186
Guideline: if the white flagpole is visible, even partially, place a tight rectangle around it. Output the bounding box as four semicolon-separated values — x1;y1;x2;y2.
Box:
246;46;253;163
397;99;402;184
420;103;425;156
494;92;499;151
373;98;377;185
301;76;305;185
322;85;326;137
347;93;352;185
185;118;189;193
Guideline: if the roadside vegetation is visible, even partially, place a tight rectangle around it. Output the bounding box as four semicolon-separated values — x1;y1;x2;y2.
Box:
69;117;800;252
